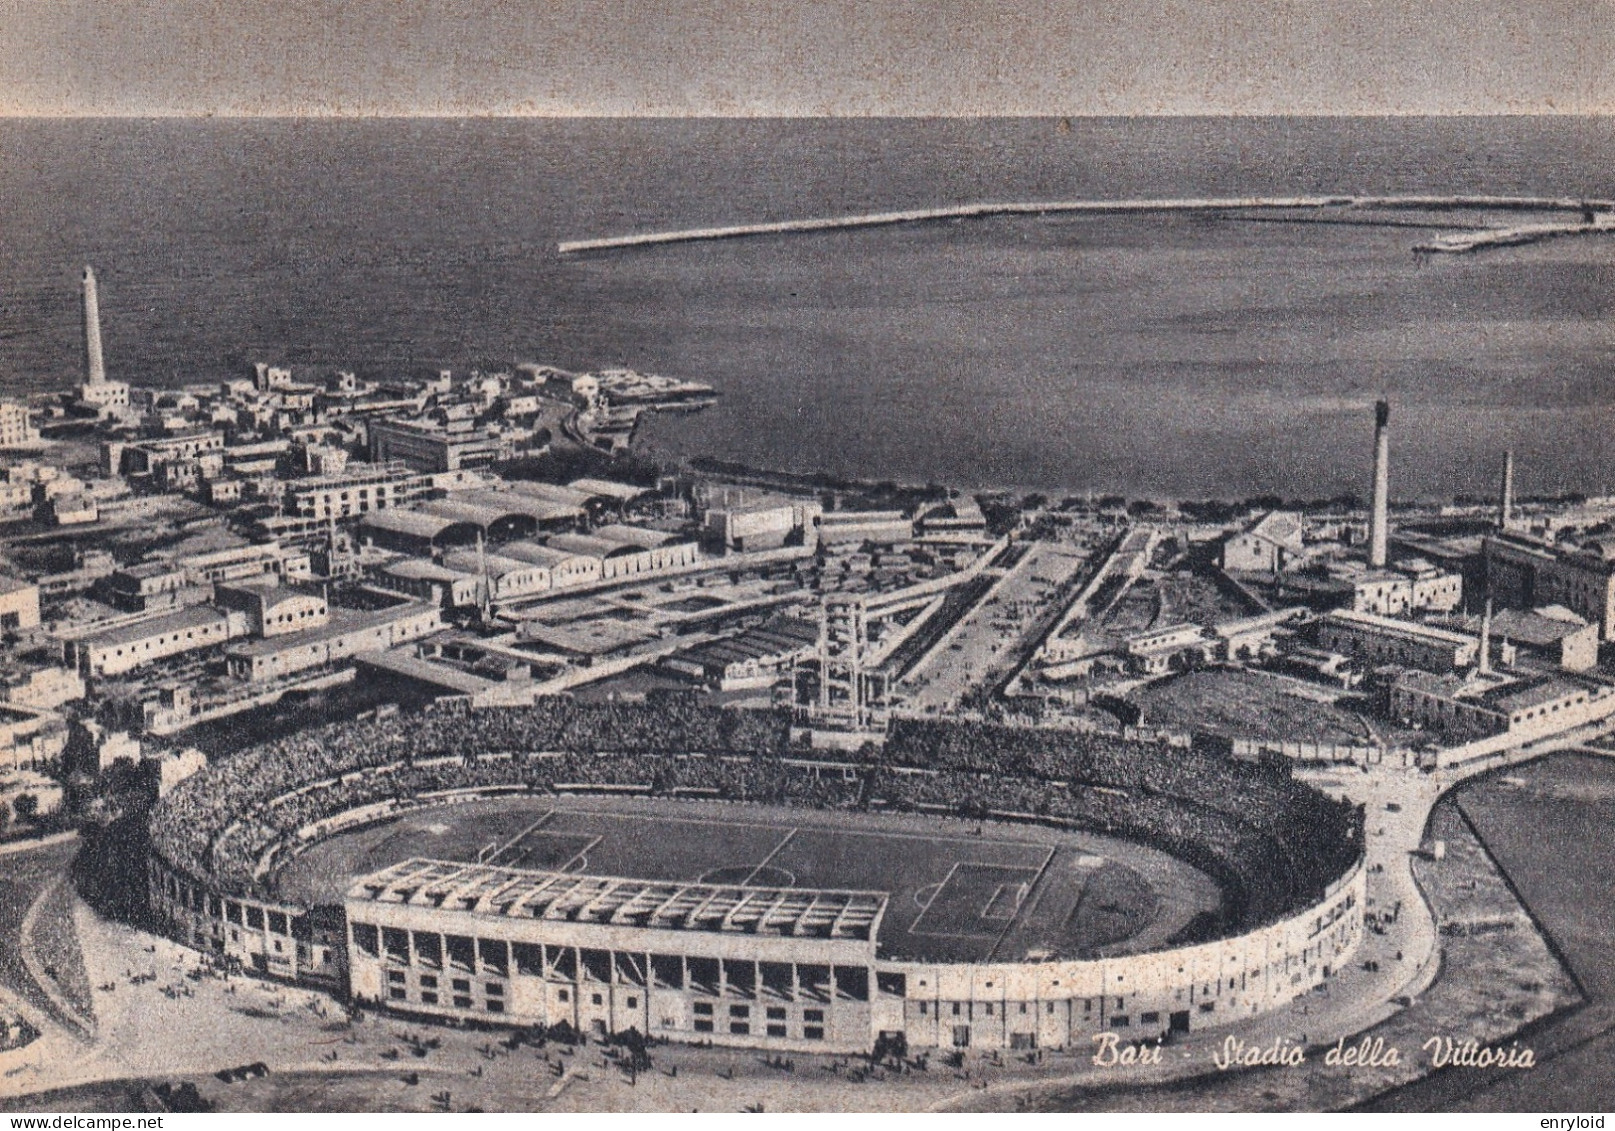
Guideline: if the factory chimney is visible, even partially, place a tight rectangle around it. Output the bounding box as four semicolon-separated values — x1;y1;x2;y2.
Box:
1369;399;1390;569
1477;598;1494;677
81;266;106;387
1498;450;1515;531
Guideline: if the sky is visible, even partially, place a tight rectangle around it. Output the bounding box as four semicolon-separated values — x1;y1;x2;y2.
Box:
1;0;1612;117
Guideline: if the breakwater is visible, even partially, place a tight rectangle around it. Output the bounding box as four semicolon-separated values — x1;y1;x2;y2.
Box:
558;195;1615;254
1414;214;1615;254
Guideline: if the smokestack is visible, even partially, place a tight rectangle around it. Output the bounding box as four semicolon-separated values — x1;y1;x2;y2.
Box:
1498;450;1515;531
1478;598;1494;676
81;266;105;387
1369;399;1390;569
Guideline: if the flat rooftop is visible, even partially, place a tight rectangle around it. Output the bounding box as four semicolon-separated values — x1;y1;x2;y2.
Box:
1325;608;1475;646
226;602;435;657
1482;677;1595;713
71;605;228;648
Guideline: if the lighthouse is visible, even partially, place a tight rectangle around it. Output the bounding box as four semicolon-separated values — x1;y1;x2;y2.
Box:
74;266;129;416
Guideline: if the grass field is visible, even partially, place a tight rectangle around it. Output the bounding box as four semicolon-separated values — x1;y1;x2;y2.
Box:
272;796;1221;963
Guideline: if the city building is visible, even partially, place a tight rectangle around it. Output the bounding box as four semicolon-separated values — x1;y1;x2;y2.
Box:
661;616;820;690
0;577;41;632
819;511;915;546
495;542;602;590
547;528;701;582
215;582;330;638
45;493;99;527
59;606;241;679
1316;609;1478;673
0;705;68;770
0;767;64;816
223;602;442;682
439;552;550;603
116;431;227;477
4;666;85;710
1220;511;1307;573
373;559;484;609
359;509;480;554
1485;532;1615;641
369;418;518;473
916;498;988;539
1125;624;1214;674
705;498;822;552
149;746;208;797
1490;606;1600;672
102;562;205;613
1391;670;1615;740
0;402;40;448
282;461;431;523
1214;608;1308;662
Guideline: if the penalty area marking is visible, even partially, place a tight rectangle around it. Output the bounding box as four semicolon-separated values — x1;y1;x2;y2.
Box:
485;809;556;866
981;882;1030;921
557;836;602;874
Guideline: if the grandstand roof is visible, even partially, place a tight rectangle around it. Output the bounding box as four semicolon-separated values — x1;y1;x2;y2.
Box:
348;857;888;941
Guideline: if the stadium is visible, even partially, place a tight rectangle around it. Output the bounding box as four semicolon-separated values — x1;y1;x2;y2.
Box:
146;700;1365;1054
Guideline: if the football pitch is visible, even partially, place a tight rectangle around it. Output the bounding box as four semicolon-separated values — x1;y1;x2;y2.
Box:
274;796;1220;962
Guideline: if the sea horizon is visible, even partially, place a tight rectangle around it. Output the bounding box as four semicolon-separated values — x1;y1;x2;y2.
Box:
3;115;1613;500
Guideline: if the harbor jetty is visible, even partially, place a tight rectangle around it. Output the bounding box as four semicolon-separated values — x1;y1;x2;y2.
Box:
559;195;1615;255
1413;213;1615;255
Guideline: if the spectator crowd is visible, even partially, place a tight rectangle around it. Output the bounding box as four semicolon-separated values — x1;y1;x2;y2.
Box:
151;698;1362;935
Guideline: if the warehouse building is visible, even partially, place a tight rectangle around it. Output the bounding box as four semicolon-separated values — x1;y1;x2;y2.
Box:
1316;610;1478;673
61;606;240;678
223;602;442;682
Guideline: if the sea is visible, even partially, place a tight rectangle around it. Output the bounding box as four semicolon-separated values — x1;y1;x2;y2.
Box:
2;116;1613;501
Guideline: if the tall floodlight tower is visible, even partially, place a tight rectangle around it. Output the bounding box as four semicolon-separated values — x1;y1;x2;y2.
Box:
1369;400;1390;569
818;595;868;727
1498;450;1515;531
81;266;106;387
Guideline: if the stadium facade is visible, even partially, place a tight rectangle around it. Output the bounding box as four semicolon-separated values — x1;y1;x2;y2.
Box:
148;818;1362;1054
